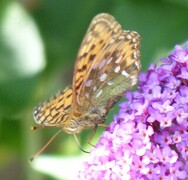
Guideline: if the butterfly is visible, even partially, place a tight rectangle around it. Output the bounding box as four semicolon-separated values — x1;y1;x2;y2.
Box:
31;13;141;160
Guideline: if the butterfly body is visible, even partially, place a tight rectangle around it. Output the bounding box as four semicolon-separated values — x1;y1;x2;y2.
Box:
60;105;107;134
33;13;141;136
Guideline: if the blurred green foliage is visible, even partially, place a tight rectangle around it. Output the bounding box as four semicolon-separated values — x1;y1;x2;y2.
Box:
0;0;188;179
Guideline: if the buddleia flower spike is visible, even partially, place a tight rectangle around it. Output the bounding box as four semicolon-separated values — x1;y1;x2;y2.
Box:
78;42;188;179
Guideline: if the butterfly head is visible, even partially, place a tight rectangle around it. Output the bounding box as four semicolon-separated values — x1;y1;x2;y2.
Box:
62;119;83;134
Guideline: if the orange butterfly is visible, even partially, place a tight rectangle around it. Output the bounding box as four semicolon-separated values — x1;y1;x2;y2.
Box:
31;13;141;161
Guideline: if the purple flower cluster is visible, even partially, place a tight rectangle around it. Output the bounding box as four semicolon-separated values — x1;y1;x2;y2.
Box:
78;42;188;179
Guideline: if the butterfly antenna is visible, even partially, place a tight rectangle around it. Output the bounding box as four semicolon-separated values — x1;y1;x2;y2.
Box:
29;129;62;162
31;126;50;130
73;134;90;153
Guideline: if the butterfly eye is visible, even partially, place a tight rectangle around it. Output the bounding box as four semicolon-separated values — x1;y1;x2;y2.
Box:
63;120;79;133
70;120;78;129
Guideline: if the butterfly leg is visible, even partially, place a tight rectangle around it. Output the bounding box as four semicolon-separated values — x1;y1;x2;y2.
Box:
106;95;122;112
87;123;109;147
87;124;98;147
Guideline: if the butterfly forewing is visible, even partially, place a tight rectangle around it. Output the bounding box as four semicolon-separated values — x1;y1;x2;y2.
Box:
33;87;73;126
74;15;140;110
73;13;122;106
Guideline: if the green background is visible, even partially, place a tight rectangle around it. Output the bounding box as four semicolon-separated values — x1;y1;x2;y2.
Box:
0;0;188;179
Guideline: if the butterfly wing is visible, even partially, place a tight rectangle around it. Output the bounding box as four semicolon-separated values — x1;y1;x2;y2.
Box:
33;86;73;126
73;13;140;111
84;31;140;110
72;13;122;107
